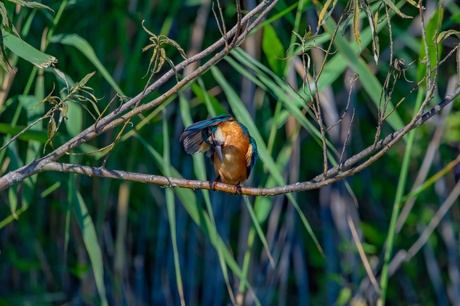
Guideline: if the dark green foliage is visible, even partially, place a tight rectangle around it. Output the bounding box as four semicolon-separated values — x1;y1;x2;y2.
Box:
1;1;460;305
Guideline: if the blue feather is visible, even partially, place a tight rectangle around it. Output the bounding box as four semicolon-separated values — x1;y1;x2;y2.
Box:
181;114;259;184
248;136;258;175
179;115;232;155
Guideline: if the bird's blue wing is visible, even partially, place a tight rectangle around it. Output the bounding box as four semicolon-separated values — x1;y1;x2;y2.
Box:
246;136;258;177
180;129;207;155
183;115;231;134
180;115;232;155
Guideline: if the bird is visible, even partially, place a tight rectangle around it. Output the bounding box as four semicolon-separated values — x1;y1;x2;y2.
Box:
180;114;258;186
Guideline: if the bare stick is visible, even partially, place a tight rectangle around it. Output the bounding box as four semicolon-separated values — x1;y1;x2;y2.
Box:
25;85;460;196
0;0;279;190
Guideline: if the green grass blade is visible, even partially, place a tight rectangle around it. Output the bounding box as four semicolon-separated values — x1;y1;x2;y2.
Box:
179;95;215;226
402;155;460;202
138;133;261;303
212;67;324;281
379;89;424;305
40;181;61;197
0;123;47;143
3;32;57;69
228;49;339;161
238;228;257;298
71;177;108;306
262;23;286;76
180;91;239;303
191;79;215;116
50;34;124;96
162;109;185;305
244;195;275;266
416;6;443;82
0;206;26;229
322;14;404;131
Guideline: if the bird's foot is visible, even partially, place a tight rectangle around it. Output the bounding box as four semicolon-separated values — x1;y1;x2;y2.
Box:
211;176;221;191
234;182;242;195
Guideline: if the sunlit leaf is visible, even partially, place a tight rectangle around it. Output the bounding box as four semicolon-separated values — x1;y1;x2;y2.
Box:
416;6;444;82
382;0;412;19
353;0;362;49
3;32;57;69
8;0;53;11
317;0;337;29
50;34;124;96
262;24;286;76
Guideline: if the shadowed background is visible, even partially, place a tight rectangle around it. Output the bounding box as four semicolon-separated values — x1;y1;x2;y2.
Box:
1;0;460;305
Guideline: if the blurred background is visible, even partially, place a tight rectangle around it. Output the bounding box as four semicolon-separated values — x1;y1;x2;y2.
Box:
1;0;460;305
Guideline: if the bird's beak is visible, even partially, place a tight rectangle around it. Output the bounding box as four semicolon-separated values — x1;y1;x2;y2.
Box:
215;144;224;163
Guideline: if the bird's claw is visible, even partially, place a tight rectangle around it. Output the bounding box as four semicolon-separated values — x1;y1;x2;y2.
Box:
211;176;221;191
234;183;242;195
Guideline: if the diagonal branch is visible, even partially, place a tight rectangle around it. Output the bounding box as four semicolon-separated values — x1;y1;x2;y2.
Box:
0;0;279;190
35;85;460;195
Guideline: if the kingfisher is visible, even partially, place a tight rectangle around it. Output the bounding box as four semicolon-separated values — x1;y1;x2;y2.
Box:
180;115;258;186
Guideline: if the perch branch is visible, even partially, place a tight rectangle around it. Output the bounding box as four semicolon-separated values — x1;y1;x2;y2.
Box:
0;0;279;190
32;85;460;195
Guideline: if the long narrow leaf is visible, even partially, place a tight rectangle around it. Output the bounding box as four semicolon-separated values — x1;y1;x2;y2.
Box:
136;134;259;302
71;180;108;306
50;34;124;96
162;110;185;305
212;66;323;255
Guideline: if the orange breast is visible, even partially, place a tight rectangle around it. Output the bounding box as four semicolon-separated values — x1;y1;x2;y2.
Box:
213;121;250;185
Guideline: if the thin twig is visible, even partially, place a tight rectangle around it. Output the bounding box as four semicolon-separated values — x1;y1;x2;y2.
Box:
339;108;355;170
27;86;460;196
0;0;279;190
326;73;357;133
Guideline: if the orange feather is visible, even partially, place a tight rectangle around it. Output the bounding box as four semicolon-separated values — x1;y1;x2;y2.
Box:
212;121;251;185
